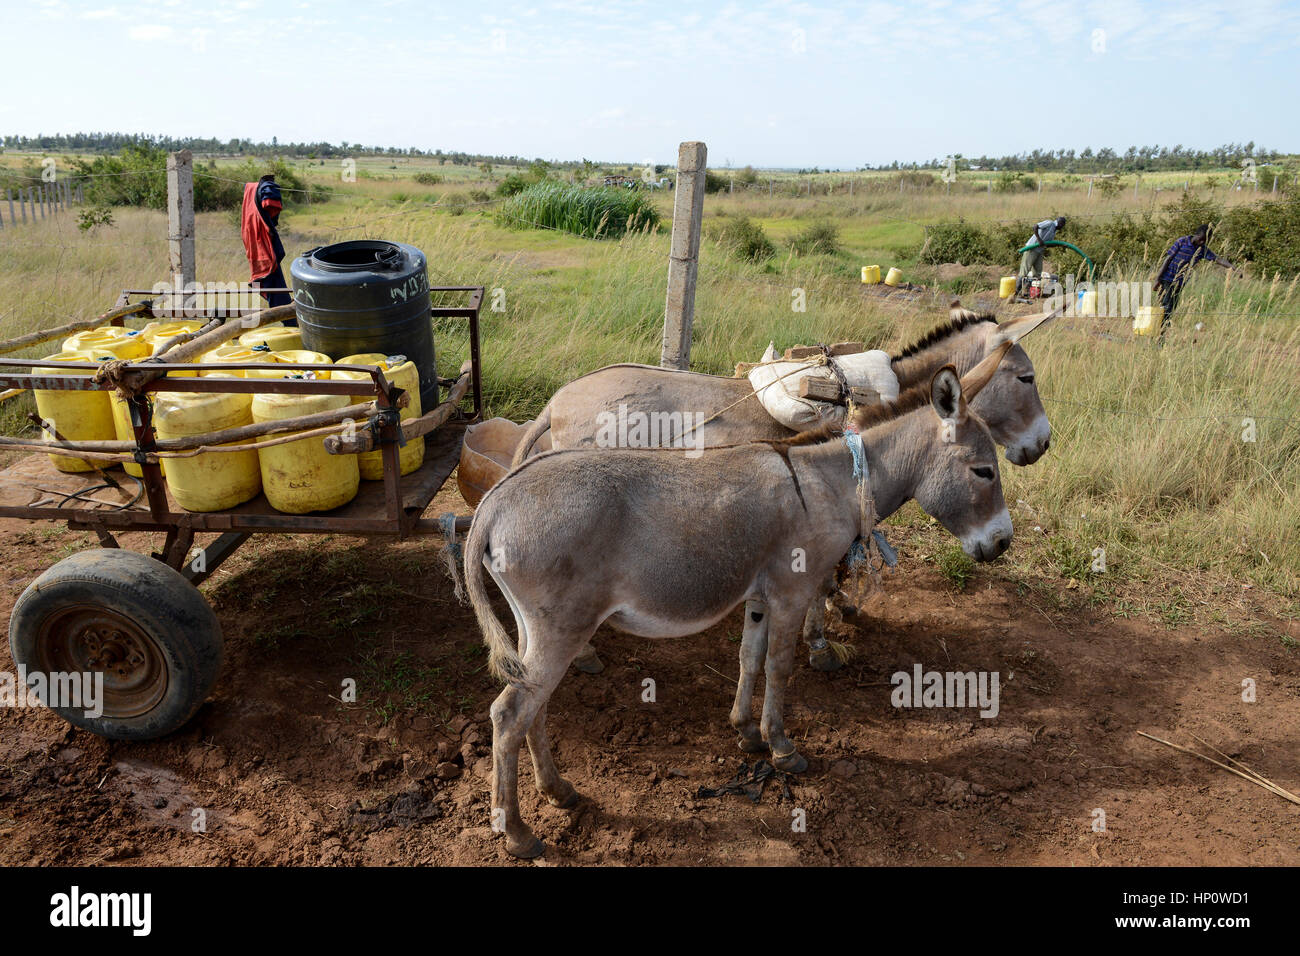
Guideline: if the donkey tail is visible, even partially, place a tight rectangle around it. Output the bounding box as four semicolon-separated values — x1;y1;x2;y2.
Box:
511;404;552;468
465;518;529;686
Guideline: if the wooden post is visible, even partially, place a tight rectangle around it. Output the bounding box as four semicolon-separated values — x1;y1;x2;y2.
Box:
6;190;13;225
661;140;706;371
849;179;854;197
166;150;196;289
1087;179;1093;198
729;176;733;195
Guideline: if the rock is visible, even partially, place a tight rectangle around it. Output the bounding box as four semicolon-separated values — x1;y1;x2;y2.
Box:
403;755;437;782
448;715;471;736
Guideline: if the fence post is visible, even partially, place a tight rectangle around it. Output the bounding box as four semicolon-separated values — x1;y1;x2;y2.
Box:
167;149;197;289
5;190;11;227
660;140;706;371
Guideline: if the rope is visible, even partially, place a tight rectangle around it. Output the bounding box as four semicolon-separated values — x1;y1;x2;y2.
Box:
438;511;467;605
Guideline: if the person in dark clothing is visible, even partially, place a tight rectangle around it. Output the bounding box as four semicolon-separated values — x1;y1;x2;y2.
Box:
241;174;294;314
1153;224;1231;325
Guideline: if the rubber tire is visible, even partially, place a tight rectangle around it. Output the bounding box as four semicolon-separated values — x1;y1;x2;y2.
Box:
8;549;223;741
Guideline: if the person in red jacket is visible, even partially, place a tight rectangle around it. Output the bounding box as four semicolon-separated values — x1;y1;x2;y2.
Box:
241;174;293;315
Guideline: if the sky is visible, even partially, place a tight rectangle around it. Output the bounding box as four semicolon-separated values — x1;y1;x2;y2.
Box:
3;0;1298;168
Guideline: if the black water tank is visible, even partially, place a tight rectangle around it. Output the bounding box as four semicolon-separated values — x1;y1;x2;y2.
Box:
290;240;437;411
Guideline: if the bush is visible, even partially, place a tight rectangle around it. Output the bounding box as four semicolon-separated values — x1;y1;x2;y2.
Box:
444;195;467;216
704;170;730;194
995;172;1036;193
468;189;491;204
413;172;444;186
789;220;841;256
73;147;330;211
919;220;998;265
497;182;660;238
76;205;114;232
711;216;775;262
495;172;535;197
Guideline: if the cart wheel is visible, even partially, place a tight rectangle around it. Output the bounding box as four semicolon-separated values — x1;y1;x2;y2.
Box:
8;549;223;741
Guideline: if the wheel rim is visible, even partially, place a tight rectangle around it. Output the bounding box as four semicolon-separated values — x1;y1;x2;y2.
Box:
35;605;169;719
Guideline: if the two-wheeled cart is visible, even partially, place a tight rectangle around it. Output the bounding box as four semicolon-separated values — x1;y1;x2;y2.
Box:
0;286;483;740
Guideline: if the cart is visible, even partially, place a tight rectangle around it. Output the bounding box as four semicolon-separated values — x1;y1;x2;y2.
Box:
0;286;484;741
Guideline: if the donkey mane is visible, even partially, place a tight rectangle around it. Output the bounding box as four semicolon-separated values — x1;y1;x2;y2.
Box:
892;310;996;361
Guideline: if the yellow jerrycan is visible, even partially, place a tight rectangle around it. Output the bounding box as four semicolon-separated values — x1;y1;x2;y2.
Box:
251;380;359;514
140;320;205;354
999;276;1017;298
153;391;263;512
75;337;154;479
1133;305;1163;336
333;353;426;479
239;324;303;352
33;352;116;473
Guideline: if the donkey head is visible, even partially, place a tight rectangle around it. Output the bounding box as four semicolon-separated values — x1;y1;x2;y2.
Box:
912;349;1014;562
967;309;1057;467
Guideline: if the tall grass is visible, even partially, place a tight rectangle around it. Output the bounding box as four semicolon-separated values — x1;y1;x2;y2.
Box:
497;182;660;238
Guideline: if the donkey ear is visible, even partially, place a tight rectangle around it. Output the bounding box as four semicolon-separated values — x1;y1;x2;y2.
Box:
930;365;964;421
989;306;1062;348
960;339;1014;400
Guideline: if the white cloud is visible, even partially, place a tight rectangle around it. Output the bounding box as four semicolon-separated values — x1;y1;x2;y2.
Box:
129;23;173;41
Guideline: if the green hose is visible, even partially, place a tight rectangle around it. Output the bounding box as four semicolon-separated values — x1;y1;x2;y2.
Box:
1017;238;1097;281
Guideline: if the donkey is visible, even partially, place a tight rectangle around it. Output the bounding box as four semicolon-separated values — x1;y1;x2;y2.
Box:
507;308;1057;674
511;306;1056;468
466;349;1014;858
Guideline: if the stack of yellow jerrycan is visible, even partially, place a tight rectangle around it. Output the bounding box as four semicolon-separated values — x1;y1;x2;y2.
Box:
32;351;116;473
251;359;360;514
238;323;303;352
273;349;333;372
63;331;154;479
331;353;425;479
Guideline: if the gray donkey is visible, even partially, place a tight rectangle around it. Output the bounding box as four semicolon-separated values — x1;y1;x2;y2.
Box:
467;348;1014;858
510;307;1057;674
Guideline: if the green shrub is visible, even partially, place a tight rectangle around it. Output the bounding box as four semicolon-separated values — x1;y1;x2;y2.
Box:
76;205;114;232
704;170;730;194
468;188;491;204
789;220;841;256
711;216;775;262
995;172;1036;193
919;220;998;265
497;182;660;238
73;147;329;211
413;172;444;186
495;172;534;197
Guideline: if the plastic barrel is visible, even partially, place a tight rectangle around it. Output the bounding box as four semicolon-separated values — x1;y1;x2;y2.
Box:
289;240;438;413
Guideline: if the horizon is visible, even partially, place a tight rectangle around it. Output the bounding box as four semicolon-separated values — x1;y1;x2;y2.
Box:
3;0;1297;168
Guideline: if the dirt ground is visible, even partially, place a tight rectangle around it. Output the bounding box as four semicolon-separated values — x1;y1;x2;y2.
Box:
1;479;1297;867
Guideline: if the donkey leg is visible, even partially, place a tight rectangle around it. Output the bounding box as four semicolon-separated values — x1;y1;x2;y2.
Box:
729;600;770;753
761;612;809;773
527;703;580;809
490;684;543;858
571;642;605;674
805;574;844;672
490;640;574;859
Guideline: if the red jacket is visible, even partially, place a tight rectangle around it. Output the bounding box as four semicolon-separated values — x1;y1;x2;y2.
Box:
241;182;278;280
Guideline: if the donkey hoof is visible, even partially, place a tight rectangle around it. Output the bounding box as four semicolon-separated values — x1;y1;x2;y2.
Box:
808;647;843;672
572;650;605;675
507;835;546;859
546;784;581;809
737;735;768;754
772;750;808;774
